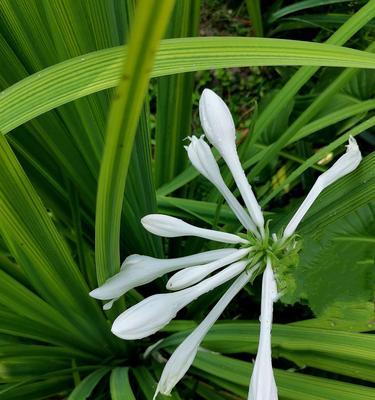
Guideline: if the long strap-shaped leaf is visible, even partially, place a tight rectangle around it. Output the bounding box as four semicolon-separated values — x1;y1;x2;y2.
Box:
110;367;136;400
2;37;375;136
0;134;112;349
247;0;375;174
194;351;375;400
68;367;111;400
95;0;175;283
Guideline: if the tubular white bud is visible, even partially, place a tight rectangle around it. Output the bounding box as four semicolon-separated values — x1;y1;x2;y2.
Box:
142;214;248;244
186;135;257;233
248;259;278;400
155;267;257;399
284;136;362;238
166;247;251;290
89;249;237;307
199;89;264;233
111;260;248;340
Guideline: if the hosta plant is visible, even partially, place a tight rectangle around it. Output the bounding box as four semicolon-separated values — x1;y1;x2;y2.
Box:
0;1;374;399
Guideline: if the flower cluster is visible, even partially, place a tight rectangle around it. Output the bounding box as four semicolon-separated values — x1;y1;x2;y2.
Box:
90;89;362;399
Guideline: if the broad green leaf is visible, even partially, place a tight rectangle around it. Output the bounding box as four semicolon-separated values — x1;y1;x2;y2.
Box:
155;321;375;382
288;205;374;316
193;351;375;400
2;38;375;136
294;301;375;332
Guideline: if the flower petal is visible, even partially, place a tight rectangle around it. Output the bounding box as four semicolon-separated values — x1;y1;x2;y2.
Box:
166;247;251;290
89;248;236;303
186;136;257;233
155;266;257;398
111;260;248;340
199;89;264;233
283;136;362;238
248;259;278;400
142;214;248;244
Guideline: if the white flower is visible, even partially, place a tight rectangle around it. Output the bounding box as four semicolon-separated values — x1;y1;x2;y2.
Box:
248;259;278;400
90;89;363;400
186;135;257;233
283;135;362;238
166;247;251;290
141;214;248;244
154;265;258;399
199;88;265;233
89;248;236;308
111;260;247;340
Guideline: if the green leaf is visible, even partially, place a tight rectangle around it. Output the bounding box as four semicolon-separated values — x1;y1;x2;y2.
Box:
0;134;112;351
289;204;374;316
68;367;111;400
293;301;375;332
249;0;375;169
133;367;182;400
0;376;73;400
156;321;375;382
269;0;352;23
95;0;175;283
261;116;375;206
2;38;375;136
110;367;136;400
246;0;263;36
155;0;200;188
193;351;375;400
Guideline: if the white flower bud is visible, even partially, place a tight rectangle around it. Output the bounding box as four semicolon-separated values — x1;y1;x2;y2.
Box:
154;267;257;399
248;259;278;400
186;136;257;233
284;136;362;238
199;88;236;154
166;247;251;290
111;260;248;340
141;214;248;244
199;89;264;233
89;249;237;306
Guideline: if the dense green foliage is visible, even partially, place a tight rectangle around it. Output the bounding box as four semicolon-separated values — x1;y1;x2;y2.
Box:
0;0;373;399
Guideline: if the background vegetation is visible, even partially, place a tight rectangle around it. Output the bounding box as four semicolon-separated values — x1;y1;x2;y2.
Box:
0;0;374;399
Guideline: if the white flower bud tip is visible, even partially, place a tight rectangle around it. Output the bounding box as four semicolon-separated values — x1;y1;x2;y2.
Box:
111;261;248;340
284;136;362;238
199;89;265;233
89;249;236;306
142;214;248;244
186;136;257;233
166;248;251;290
199;88;236;153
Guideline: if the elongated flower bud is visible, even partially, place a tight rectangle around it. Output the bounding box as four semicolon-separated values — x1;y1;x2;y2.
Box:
167;247;251;290
89;248;236;305
199;89;264;233
283;136;362;238
142;214;248;244
186;136;257;233
111;260;248;340
155;267;256;399
248;259;278;400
